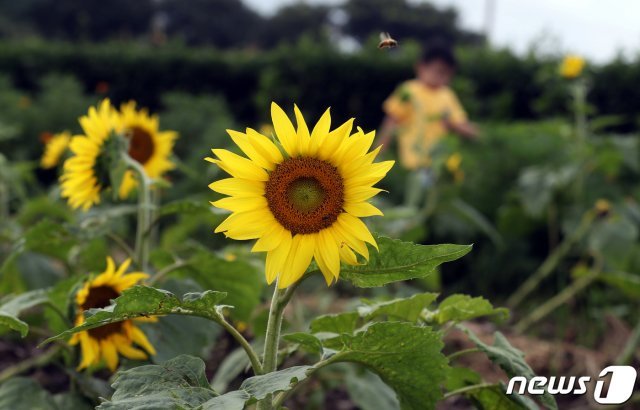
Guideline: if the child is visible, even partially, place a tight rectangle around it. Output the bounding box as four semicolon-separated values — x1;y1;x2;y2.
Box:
377;43;477;207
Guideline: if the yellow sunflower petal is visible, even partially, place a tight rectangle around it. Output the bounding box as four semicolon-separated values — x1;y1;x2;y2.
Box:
343;202;384;217
316;229;340;279
130;325;156;355
279;234;315;289
246;128;284;165
114;258;132;278
308;108;331;156
115;335;149;360
265;230;292;284
211;196;268;213
339;243;360;265
318;118;354;161
252;223;287;252
211;149;268;181
208;178;265;197
78;333;99;370
314;249;336;286
271;102;298;157
294;104;310;155
329;222;369;260
337;213;378;250
345;186;384;203
114;273;150;292
101;339;119;371
227;129;275;170
215;209;275;240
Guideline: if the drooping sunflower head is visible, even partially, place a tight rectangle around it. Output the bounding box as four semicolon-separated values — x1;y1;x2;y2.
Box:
117;101;177;198
41;131;71;169
560;55;585;79
207;103;394;288
60;99;121;210
69;257;155;372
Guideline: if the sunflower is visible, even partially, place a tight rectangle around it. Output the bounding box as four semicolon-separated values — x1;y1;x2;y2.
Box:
560;55;585;79
60;100;121;210
117;101;177;198
69;257;156;372
41;131;71;169
207;103;394;288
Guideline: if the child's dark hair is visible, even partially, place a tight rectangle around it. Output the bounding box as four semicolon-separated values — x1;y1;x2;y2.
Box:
420;43;457;69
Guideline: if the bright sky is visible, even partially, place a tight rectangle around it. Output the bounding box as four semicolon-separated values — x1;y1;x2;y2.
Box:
244;0;640;62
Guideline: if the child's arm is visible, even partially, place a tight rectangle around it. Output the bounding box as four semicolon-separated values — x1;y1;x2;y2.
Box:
444;118;479;140
376;115;398;154
443;92;479;140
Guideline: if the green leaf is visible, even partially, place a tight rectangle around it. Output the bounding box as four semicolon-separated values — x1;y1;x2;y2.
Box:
340;235;472;287
185;250;263;322
464;330;557;410
310;312;359;336
444;368;536;410
211;348;252;393
283;332;324;356
41;286;227;345
345;368;400;410
241;365;312;399
201;391;249;410
472;384;538;410
143;279;222;363
599;271;640;298
97;355;217;410
328;322;448;410
205;366;312;409
358;293;438;322
0;289;48;337
0;378;58;410
435;295;508;324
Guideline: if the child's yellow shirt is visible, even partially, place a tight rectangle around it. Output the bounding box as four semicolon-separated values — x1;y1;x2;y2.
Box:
383;80;467;170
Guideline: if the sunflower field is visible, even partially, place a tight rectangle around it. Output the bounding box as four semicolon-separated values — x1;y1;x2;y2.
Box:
2;2;640;410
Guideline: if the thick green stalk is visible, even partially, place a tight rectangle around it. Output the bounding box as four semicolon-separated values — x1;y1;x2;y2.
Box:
507;210;594;309
219;317;263;375
514;269;599;333
122;154;153;272
257;280;300;410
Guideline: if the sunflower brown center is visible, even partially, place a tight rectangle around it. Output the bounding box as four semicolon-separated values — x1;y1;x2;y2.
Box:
81;285;123;340
265;157;344;234
127;126;154;164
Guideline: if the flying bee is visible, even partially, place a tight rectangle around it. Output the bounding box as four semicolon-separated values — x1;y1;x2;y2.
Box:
378;32;398;49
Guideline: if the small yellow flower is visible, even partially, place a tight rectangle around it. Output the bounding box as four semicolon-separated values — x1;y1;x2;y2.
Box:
560;55;585;79
445;153;464;184
235;321;248;333
445;153;462;173
116;102;178;198
259;123;275;138
207;103;394;288
69;257;156;372
41;131;71;169
18;96;31;109
594;199;611;217
223;252;237;262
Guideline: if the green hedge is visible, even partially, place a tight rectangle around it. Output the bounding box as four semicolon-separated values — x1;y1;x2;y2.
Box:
1;39;639;130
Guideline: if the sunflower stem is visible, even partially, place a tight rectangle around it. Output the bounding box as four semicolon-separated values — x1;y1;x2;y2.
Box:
257;281;291;410
507;209;595;309
122;153;153;272
219;317;263;375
